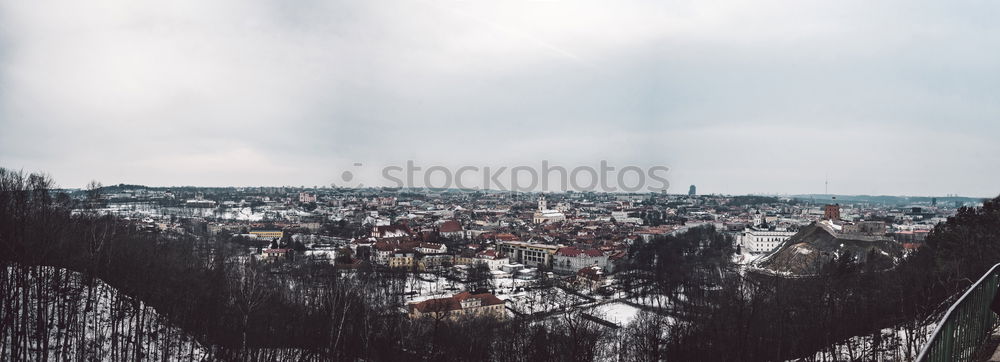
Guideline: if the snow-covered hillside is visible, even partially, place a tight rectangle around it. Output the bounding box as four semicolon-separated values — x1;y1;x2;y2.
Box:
1;265;208;361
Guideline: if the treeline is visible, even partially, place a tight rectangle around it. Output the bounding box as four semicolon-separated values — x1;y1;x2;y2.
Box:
655;195;1000;361
727;196;785;207
663;251;939;360
620;225;735;300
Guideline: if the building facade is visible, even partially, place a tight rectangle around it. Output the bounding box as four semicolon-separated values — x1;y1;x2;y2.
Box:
250;229;284;240
739;228;796;254
552;247;609;274
533;196;566;224
824;204;841;220
497;241;561;268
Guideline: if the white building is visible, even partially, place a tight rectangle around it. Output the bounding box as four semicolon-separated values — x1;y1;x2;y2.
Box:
372;224;410;238
533;196;566;224
739;228;796;254
474;250;509;271
552;247;609;274
610;211;644;225
299;192;317;203
416;242;447;254
497;241;561;268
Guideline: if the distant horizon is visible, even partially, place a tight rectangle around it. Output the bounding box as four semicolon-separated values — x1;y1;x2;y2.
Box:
47;180;994;200
5;163;994;199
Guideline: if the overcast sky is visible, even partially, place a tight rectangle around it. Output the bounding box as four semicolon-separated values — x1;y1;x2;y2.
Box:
1;0;998;196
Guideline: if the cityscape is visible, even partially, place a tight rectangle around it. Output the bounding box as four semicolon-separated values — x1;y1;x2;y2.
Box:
2;178;996;361
3;0;1000;361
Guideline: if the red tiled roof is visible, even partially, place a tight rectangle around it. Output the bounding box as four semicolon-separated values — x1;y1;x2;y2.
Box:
412;297;460;313
374;240;420;252
556;247;604;257
373;241;396;251
439;220;463;233
495;233;519;241
411;292;504;313
576;266;605;280
419;242;445;249
608;250;628;259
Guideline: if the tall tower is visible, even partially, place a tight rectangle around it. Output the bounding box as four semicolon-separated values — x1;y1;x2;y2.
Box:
824;204;841;221
538;195;547;211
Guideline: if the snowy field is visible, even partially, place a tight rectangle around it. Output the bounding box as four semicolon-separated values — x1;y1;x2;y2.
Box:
403;273;464;303
587;302;642;326
505;286;591;315
493;275;537;296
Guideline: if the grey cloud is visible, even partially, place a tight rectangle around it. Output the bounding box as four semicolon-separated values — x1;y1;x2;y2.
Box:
0;0;998;196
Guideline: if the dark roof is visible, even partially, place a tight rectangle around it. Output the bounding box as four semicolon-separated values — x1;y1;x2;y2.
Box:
374;240;420;252
439;220;463;233
556;247;604;257
576;266;605;280
411;292;504;313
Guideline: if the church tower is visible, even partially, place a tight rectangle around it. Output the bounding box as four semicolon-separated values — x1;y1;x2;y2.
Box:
538;195;547;211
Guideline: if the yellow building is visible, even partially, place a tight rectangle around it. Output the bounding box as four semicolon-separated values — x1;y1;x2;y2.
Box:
250;230;284;240
388;252;417;269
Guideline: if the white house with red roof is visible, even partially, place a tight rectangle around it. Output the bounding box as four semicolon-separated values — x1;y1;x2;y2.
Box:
575;265;607;290
474;250;509;271
552;246;609;274
438;220;464;239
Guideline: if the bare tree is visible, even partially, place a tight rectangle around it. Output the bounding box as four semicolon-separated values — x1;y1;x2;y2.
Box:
228;259;271;354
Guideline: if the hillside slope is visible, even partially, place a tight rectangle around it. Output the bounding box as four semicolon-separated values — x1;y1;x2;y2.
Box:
755;221;903;276
1;265;207;361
